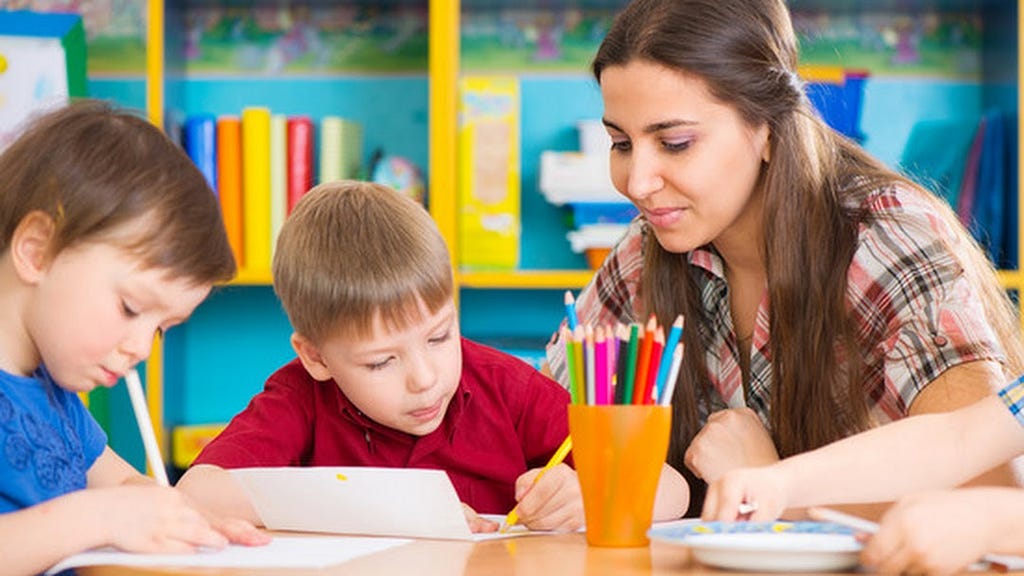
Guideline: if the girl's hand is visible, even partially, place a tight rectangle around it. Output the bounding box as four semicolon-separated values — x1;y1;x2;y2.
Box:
513;463;584;532
863;489;1001;576
462;503;499;533
702;465;790;522
98;485;229;553
685;407;779;483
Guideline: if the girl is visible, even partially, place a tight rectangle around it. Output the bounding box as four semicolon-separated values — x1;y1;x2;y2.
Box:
0;100;266;576
547;0;1024;515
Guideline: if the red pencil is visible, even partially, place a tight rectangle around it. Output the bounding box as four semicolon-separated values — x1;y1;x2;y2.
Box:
632;315;657;404
643;326;665;404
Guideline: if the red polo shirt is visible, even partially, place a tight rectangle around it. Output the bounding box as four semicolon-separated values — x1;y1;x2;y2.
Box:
192;338;571;514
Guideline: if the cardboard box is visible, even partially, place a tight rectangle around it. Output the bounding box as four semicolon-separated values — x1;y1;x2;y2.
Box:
458;76;520;270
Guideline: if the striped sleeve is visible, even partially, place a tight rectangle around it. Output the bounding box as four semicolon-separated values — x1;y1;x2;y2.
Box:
998;375;1024;428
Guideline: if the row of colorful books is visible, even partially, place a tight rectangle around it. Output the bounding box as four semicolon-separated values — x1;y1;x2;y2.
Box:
180;109;363;271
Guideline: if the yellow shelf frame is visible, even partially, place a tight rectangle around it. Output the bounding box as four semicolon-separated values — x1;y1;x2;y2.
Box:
459;270;594;289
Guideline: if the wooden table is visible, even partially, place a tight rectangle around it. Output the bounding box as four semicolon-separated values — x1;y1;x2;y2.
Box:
78;532;1021;576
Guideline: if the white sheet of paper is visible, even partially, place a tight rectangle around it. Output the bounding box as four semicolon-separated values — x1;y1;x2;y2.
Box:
46;535;409;575
231;466;533;541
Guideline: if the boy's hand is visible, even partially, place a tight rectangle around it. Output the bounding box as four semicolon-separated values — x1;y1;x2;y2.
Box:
513;463;583;532
462;503;499;533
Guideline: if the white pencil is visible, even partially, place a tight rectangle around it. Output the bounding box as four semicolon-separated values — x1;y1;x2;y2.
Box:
125;368;170;486
658;344;683;406
808;507;879;533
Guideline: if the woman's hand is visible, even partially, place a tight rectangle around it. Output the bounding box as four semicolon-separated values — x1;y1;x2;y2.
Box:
513;463;584;532
685;407;779;483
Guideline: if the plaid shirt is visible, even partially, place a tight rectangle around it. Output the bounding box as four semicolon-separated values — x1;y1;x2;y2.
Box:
999;375;1024;428
547;185;1005;428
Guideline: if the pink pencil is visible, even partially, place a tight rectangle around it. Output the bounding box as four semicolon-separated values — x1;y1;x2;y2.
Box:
595;326;608;405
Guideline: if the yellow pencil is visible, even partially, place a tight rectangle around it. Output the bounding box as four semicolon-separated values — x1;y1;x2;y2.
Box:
500;435;573;532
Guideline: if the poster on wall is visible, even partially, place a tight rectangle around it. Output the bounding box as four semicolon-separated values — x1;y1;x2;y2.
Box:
0;11;86;150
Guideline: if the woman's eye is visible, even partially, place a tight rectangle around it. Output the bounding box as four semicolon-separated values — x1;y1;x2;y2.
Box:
610;140;632;153
663;140;691;152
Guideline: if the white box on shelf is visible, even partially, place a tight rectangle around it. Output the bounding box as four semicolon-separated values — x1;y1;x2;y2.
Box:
538;150;625;205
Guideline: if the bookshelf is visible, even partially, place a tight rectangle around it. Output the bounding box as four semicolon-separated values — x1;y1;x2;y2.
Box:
133;0;1021;471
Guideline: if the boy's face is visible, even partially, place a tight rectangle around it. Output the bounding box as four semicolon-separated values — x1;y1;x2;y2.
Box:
297;299;462;437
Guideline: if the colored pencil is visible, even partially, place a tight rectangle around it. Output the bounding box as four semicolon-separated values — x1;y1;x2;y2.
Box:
571;326;585;405
614;323;630;404
632;316;657;404
594;326;608;405
564;290;579;331
622;323;640;405
658;344;684;406
643;327;664;404
501;435;574;532
564;327;581;405
654;315;684;402
584;324;596;405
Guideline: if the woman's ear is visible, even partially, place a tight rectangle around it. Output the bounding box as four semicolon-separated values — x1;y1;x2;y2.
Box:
10;211;56;284
290;332;333;381
761;126;772;164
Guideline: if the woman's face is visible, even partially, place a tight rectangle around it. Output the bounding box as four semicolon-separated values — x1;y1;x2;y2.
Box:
600;59;771;254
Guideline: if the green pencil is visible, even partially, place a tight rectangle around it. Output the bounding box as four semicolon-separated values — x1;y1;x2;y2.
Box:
565;330;581;404
623;323;640;405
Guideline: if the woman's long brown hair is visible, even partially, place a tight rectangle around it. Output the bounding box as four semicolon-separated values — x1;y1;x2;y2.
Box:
594;0;1024;513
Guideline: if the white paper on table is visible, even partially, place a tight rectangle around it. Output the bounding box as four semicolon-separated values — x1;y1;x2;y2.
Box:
231;467;541;541
46;535;409;575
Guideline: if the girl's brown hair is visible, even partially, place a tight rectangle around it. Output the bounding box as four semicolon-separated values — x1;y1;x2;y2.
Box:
0;99;236;285
593;0;1024;506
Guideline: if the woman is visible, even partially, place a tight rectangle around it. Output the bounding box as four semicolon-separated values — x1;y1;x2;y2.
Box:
547;0;1024;515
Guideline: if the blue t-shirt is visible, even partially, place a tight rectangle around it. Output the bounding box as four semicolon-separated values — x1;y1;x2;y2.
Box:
0;366;107;513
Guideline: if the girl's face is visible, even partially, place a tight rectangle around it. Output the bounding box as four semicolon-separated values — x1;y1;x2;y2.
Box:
25;236;211;393
296;299;462;437
600;59;771;254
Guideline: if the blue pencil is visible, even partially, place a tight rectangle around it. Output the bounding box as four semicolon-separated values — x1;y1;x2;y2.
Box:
654;315;684;401
564;290;579;331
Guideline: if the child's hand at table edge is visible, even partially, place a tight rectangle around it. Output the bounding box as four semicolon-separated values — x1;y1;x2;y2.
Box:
206;513;273;546
180;490;272;546
462;503;499;533
513;463;583;532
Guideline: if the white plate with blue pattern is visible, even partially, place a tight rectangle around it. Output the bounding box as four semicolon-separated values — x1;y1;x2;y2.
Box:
648;521;862;572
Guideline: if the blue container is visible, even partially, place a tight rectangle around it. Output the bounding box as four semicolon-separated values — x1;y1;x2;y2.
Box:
806;70;868;143
571;202;639;228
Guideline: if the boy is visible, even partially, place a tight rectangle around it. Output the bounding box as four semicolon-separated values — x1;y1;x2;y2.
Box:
177;181;582;531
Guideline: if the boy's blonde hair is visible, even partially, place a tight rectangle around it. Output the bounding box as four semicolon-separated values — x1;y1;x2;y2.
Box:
273;180;453;344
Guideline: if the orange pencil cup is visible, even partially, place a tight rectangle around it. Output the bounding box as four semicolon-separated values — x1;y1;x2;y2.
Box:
569;404;672;547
